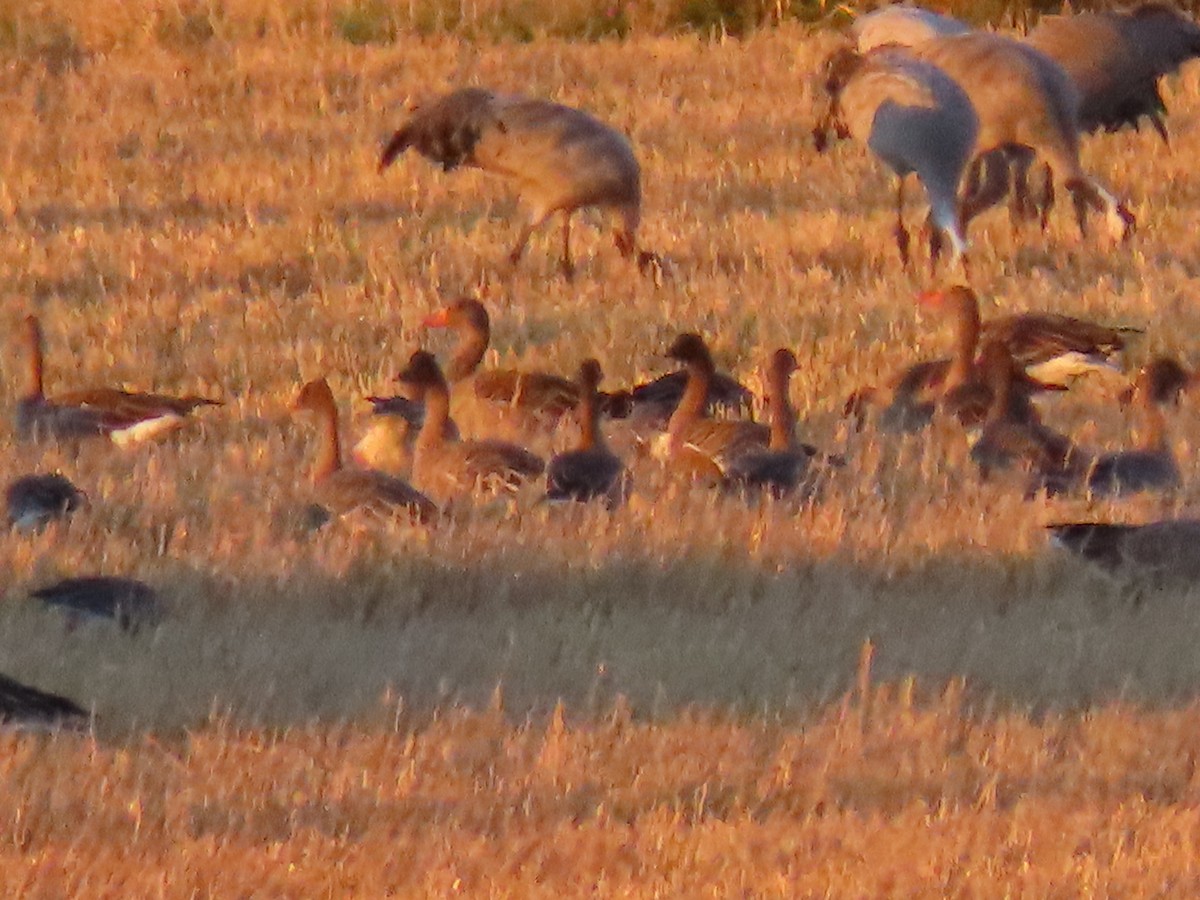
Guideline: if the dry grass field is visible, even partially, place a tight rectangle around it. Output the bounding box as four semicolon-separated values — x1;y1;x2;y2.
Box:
5;3;1200;892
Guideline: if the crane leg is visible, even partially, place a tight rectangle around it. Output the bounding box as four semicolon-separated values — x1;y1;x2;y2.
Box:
508;209;553;270
894;177;910;269
1039;165;1055;233
560;212;574;280
961;152;1009;230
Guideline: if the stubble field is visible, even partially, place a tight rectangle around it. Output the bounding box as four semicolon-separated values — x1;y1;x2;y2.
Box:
5;5;1200;893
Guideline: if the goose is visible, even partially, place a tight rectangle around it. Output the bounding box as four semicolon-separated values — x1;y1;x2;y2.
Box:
352;393;461;476
844;288;1062;432
967;340;1078;481
1118;356;1195;408
16;315;220;445
0;673;89;733
292;378;438;522
545;359;628;506
814;45;978;269
5;473;86;533
621;363;754;428
31;576;161;634
421;298;582;420
920;285;1136;386
652;333;770;478
395;351;545;499
379;87;658;278
1048;519;1200;579
724;349;819;498
1031;360;1181;498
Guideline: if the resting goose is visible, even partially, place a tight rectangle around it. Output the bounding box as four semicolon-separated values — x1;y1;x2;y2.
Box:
16;315;220;445
31;576;161;634
967;341;1078;481
652;333;770;478
845;288;1059;432
395;351;545;499
1032;361;1182;498
724;349;817;497
0;674;89;733
422;298;588;422
921;286;1136;386
1048;520;1200;579
545;359;627;506
292;378;438;522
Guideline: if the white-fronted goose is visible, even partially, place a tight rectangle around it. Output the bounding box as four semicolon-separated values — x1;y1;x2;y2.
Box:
292;378;438;522
623;365;754;428
17;315;221;445
546;359;627;507
395;351;545;498
6;473;86;533
379;87;658;278
921;286;1136;386
31;576;161;634
1034;361;1181;498
1048;520;1200;579
0;674;89;733
724;349;817;498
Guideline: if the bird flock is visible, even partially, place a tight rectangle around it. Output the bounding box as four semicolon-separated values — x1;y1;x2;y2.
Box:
6;3;1200;730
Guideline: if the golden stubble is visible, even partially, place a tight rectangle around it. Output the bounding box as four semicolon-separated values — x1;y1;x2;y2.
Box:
3;14;1200;893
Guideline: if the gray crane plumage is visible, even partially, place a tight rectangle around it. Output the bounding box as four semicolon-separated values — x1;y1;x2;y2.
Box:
853;5;970;53
380;87;653;278
814;46;978;268
905;33;1134;242
1027;4;1200;141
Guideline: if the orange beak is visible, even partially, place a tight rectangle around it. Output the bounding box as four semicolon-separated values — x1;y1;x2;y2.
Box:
916;290;945;309
421;308;451;329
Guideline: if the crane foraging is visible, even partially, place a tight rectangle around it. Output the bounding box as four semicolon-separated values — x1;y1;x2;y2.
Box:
379;87;658;279
904;33;1136;243
814;45;978;271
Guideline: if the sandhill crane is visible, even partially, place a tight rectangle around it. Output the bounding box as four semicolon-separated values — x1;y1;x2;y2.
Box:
814;46;978;271
903;33;1136;242
1027;4;1200;143
853;5;970;52
379;87;657;279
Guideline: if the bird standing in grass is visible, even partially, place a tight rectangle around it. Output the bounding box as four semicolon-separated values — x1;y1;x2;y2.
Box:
379;87;658;279
1027;5;1200;143
814;46;978;272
